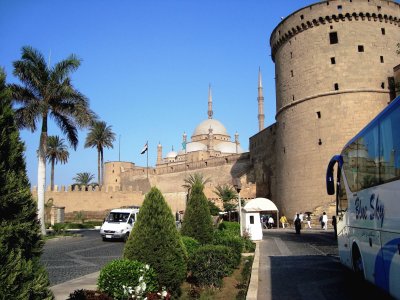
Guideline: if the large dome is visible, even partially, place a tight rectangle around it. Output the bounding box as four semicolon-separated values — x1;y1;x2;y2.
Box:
192;119;229;137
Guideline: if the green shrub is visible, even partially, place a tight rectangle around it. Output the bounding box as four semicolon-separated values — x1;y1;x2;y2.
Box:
242;236;256;253
181;236;201;258
0;69;52;299
181;181;214;244
236;256;254;300
98;259;157;300
188;245;236;288
124;187;187;298
212;231;242;268
218;221;240;235
52;223;67;234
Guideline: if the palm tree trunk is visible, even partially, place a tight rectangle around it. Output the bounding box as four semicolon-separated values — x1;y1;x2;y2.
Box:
97;149;101;186
50;159;55;191
100;149;104;186
38;131;47;235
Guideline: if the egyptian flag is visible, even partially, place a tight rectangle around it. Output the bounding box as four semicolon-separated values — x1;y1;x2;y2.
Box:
140;142;148;154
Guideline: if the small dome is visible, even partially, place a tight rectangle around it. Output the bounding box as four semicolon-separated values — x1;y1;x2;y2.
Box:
166;151;177;159
192;119;229;137
214;141;244;154
186;141;207;152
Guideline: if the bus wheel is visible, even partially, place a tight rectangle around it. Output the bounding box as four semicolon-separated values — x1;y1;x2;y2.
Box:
352;244;364;280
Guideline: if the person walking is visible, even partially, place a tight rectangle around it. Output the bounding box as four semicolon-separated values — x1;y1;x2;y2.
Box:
332;216;337;239
268;216;274;229
280;215;288;228
294;214;301;234
306;213;312;229
322;212;328;230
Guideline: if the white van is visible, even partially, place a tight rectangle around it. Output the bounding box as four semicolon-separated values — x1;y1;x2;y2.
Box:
100;207;139;241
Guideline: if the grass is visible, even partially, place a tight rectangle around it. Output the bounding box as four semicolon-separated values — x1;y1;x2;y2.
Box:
179;255;254;300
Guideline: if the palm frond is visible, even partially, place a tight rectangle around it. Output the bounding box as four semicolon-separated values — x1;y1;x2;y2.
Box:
50;111;78;149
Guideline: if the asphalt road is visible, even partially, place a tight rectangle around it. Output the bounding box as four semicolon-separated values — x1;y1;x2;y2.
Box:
42;230;124;286
258;229;394;300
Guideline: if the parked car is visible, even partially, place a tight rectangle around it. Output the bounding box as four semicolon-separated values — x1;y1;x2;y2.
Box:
100;207;139;241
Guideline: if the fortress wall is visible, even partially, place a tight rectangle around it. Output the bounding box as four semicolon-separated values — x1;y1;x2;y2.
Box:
270;0;400;218
33;188;145;215
249;124;277;199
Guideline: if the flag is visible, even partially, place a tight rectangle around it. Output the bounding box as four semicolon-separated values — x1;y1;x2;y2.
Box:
140;142;148;154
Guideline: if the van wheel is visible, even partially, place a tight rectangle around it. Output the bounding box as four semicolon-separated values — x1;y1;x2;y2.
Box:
124;233;129;242
102;237;107;242
352;244;364;280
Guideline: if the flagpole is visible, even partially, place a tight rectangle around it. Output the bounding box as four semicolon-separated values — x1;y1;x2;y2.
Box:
146;141;149;179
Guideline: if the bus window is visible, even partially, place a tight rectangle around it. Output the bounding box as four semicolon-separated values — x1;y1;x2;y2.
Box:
342;142;359;192
357;126;379;189
379;105;400;182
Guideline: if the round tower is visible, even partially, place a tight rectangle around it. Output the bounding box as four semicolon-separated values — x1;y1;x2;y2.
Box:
270;0;400;217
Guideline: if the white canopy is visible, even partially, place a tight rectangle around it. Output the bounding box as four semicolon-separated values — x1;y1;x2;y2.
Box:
243;197;278;212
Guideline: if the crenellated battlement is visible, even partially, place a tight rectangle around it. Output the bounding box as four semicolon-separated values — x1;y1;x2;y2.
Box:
270;0;400;61
31;184;144;193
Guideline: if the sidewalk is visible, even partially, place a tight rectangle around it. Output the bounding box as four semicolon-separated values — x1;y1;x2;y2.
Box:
50;272;99;300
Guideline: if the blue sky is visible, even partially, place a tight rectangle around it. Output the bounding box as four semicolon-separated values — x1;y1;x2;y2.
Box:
1;0;318;187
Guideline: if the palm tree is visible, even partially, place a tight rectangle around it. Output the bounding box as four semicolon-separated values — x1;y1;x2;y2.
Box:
84;121;116;185
46;135;69;191
214;184;238;221
11;46;96;235
182;173;211;201
73;172;96;186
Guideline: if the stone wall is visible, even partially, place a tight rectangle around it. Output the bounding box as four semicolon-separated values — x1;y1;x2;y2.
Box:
249;124;277;199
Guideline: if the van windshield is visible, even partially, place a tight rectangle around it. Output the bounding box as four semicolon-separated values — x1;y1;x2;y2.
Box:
106;212;130;223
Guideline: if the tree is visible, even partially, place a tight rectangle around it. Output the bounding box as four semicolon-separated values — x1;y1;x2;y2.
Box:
73;172;95;186
84;120;115;185
181;179;214;245
46;135;69;191
124;187;187;298
0;68;53;299
214;184;239;221
11;46;95;234
182;172;211;203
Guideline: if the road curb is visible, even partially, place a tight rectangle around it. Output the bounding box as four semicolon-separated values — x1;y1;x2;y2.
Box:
246;241;259;300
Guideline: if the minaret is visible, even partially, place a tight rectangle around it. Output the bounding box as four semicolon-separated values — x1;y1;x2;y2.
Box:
157;142;162;164
208;127;214;151
182;132;187;153
235;132;240;154
208;84;213;119
258;67;265;131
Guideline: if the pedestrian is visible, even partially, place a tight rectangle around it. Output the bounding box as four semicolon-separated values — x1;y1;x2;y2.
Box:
280;215;288;228
319;215;323;229
294;214;301;234
306;213;312;229
322;212;328;230
268;216;274;229
332;216;337;239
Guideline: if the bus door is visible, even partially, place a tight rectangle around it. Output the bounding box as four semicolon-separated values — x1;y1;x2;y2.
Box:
327;155;351;266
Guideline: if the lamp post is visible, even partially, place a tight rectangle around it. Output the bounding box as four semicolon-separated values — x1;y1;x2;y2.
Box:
233;177;242;237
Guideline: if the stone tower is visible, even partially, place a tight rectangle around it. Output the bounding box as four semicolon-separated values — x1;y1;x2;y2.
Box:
270;0;400;216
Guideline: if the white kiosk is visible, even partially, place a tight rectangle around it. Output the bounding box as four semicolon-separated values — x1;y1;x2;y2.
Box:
242;197;279;241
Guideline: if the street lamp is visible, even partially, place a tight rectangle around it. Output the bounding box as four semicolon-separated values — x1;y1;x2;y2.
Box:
232;177;242;237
